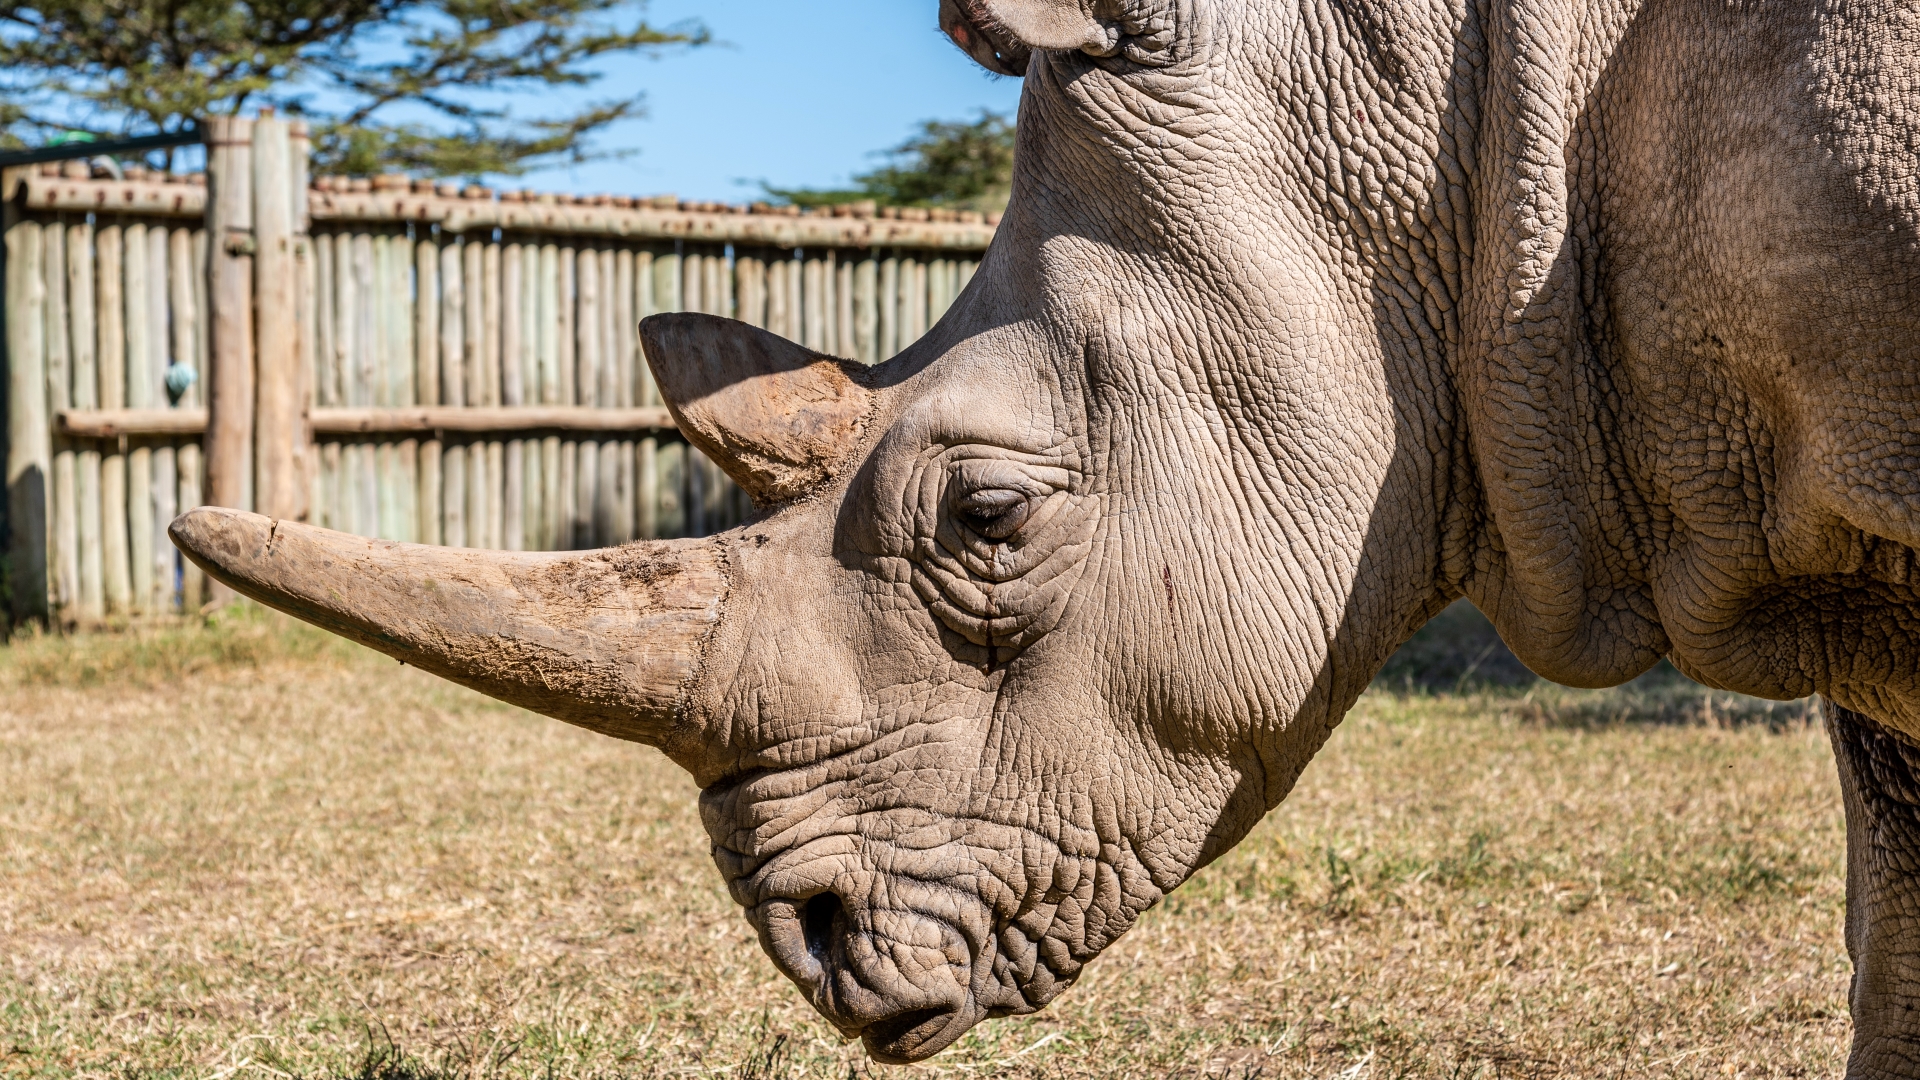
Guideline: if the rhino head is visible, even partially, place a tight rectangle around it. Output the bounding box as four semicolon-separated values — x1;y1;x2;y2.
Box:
173;0;1567;1061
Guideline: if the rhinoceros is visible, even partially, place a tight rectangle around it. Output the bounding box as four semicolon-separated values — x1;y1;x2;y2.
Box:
170;0;1920;1070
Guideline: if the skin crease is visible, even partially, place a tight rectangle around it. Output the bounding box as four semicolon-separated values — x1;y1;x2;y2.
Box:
167;0;1920;1070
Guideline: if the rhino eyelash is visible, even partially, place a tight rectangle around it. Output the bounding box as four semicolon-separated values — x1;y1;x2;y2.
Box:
954;489;1035;540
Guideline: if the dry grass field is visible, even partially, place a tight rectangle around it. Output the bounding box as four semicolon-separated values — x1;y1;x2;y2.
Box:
0;605;1851;1078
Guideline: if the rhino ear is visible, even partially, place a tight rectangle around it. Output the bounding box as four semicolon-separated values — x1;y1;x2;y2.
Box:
939;0;1121;74
640;313;873;507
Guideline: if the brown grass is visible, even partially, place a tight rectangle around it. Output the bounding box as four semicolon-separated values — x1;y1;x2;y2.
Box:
0;608;1849;1078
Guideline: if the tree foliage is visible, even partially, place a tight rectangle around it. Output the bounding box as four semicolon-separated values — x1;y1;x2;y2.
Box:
768;110;1016;212
0;0;707;176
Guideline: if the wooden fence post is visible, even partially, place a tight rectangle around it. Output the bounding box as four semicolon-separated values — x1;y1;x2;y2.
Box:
252;116;300;520
5;201;48;625
203;116;253;607
290;121;314;522
205;116;254;518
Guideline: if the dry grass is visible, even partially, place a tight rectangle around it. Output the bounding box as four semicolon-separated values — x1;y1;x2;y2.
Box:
0;608;1850;1078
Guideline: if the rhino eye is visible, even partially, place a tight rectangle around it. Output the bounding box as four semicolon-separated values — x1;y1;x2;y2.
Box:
954;488;1034;540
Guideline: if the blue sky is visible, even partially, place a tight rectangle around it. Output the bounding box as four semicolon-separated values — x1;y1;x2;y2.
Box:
512;0;1026;202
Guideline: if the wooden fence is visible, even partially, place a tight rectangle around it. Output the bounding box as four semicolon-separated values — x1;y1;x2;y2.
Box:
2;116;996;625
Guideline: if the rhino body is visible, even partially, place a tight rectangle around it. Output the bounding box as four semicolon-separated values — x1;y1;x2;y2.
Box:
172;0;1920;1071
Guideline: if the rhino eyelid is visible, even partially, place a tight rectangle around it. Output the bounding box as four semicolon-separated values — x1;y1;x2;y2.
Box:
954;488;1035;540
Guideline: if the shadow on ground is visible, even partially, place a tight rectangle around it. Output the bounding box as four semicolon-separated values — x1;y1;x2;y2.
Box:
1374;600;1816;729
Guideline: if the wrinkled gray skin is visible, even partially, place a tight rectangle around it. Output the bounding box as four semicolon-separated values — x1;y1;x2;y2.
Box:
173;0;1920;1070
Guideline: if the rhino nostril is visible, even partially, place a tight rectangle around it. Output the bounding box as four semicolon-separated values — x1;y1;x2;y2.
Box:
801;891;842;960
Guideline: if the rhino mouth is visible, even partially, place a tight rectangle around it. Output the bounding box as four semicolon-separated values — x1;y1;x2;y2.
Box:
746;891;981;1063
864;1006;968;1062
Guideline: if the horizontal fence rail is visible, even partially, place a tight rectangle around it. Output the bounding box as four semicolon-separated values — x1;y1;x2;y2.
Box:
1;122;996;625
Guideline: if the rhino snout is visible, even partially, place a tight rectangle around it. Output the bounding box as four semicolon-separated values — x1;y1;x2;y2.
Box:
748;890;978;1063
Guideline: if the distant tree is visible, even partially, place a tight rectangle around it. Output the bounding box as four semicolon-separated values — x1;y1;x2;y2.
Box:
0;0;708;177
767;110;1016;213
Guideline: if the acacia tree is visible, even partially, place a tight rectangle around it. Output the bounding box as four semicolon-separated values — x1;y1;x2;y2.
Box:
0;0;707;176
768;110;1016;213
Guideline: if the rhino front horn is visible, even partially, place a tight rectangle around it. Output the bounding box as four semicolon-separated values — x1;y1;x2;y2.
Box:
641;312;872;506
167;507;725;745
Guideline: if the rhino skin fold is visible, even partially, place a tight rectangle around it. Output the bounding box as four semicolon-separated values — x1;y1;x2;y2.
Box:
168;506;723;745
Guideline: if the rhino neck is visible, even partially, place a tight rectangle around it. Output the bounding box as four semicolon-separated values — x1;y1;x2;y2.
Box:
1264;0;1668;690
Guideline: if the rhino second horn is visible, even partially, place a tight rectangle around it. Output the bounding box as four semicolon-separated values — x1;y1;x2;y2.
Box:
167;506;725;745
641;312;872;506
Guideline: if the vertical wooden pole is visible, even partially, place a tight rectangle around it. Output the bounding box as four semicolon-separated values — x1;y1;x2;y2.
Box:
483;438;503;550
96;222;130;614
657;441;684;538
522;436;542;550
205;114;255;535
176;440;202;608
837;252;856;358
414;234;438;406
147;224;169;406
42;223;75;619
502;439;523;551
5;214;48;623
377;440;399;539
439;237;464;407
389;230;412;405
315;438;336;528
802;252;825;351
168;228;198;401
855;256;878;364
598;246;617;405
480;236;502;550
252;116;299;521
147;222;176;608
351;231;375;405
323;233;345;407
482;237;502;405
151;442;176;610
291;124;314;522
499;241;522;407
442;440;466;548
369;232;391;406
879;253;899;357
181;220;208;609
613;247;635;404
356;436;377;537
592;439;615;546
162;226;195;609
911;257;928;340
398;437;418;543
766;256;790;340
534;241;558;550
123;221;153;614
418;438;441;545
68;219;103;618
557;244;575;405
557;243;576;548
682;249;703;318
463;235;483;408
576;243;600;407
636;438;656;540
439;233;462;545
500;239;523;551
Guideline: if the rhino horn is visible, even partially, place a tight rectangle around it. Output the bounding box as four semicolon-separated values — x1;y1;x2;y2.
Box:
167;506;725;745
641;312;872;506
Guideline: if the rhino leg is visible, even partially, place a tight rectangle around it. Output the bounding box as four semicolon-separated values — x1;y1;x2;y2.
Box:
1829;701;1920;1077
